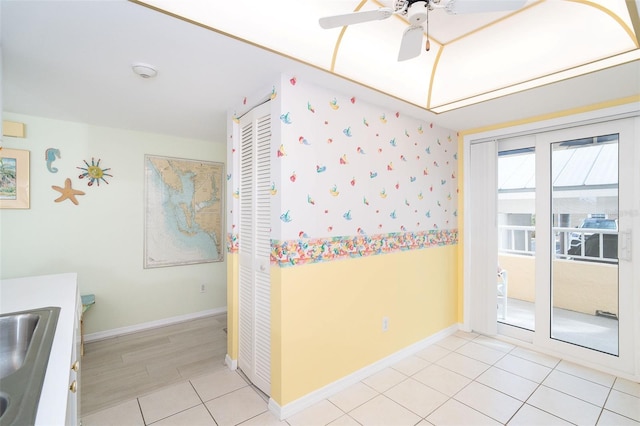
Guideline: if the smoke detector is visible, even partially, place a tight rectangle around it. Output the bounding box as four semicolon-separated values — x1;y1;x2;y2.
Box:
132;63;158;79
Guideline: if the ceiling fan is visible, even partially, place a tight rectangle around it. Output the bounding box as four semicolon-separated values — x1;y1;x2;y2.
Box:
319;0;527;61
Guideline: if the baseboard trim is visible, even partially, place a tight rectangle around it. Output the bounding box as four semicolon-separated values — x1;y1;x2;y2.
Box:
84;307;227;342
225;354;237;370
269;323;459;420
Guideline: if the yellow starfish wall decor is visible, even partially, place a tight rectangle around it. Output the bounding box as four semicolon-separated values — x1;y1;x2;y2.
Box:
52;178;85;205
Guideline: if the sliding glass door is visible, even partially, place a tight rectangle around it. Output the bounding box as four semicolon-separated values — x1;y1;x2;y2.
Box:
497;142;536;333
550;135;619;355
469;115;637;375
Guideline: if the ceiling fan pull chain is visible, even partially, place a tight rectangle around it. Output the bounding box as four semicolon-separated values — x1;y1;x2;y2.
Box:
425;4;431;51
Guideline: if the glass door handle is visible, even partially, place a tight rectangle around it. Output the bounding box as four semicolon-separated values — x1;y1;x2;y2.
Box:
620;231;632;261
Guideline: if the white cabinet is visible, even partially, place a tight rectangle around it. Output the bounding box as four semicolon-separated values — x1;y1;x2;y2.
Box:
65;291;82;425
0;273;80;425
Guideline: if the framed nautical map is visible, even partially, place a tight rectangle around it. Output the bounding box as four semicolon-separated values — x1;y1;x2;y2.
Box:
144;155;224;268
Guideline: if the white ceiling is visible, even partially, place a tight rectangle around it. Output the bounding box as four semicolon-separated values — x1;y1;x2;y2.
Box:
2;0;639;143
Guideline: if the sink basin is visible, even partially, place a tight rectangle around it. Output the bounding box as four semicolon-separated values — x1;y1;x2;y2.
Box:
0;307;60;426
0;312;40;379
0;393;8;418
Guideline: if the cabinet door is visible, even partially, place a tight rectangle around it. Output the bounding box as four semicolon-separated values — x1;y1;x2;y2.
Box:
65;293;81;425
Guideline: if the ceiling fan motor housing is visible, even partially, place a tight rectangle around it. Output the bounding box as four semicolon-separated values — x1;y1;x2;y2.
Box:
407;1;428;25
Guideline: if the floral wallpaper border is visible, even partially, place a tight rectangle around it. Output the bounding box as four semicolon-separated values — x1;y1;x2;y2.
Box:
228;229;458;267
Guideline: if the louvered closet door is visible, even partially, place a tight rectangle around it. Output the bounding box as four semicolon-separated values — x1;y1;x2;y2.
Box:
238;101;271;396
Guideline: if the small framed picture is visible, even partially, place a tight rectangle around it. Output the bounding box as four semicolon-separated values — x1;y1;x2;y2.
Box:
0;148;30;209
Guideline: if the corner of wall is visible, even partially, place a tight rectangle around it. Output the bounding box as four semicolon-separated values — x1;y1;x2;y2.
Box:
457;132;465;324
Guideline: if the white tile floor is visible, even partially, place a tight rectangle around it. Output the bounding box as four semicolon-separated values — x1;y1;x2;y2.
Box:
81;330;640;426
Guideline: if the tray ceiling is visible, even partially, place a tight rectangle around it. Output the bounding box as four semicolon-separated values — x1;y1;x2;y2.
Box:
135;0;640;113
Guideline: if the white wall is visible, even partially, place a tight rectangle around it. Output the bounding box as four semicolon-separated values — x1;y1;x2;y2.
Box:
0;112;227;334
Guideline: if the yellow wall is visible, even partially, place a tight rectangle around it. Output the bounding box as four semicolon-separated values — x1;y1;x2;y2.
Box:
457;134;465;324
270;245;458;405
226;253;239;360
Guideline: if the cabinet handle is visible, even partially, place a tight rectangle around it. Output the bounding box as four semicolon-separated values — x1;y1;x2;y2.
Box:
71;361;79;372
69;380;77;393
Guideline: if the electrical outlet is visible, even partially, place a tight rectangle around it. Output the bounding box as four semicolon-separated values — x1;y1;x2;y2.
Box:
200;284;206;293
382;316;389;332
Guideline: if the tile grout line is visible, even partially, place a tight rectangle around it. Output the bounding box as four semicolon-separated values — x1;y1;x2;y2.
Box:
514;350;559;422
344;380;383;416
445;334;557;425
188;379;219;425
444;378;508;425
323;395;348;424
596;378;616;426
543;361;614;409
235;367;270;403
389;336;509;425
595;378;640;424
445;339;523;425
426;335;637;425
381;375;445;423
137;398;148;426
514;355;603;425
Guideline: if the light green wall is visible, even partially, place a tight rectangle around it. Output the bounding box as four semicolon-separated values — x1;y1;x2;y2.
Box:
0;112;227;334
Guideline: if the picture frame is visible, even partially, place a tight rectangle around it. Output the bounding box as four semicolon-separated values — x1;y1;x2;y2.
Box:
0;148;30;209
144;154;225;268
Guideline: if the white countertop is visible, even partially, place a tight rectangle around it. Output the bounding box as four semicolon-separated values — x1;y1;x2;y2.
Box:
1;272;79;425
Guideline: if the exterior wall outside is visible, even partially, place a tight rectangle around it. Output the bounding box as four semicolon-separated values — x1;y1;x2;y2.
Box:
0;112;227;334
552;259;618;315
499;253;618;315
498;254;535;302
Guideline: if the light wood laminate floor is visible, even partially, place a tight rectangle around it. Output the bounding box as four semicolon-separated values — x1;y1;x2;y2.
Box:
81;313;228;416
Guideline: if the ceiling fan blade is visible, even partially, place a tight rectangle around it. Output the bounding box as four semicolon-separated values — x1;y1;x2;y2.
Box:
319;7;394;29
445;0;526;14
398;25;424;61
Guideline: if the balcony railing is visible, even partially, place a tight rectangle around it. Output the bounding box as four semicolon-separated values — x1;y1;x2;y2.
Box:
498;225;618;263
